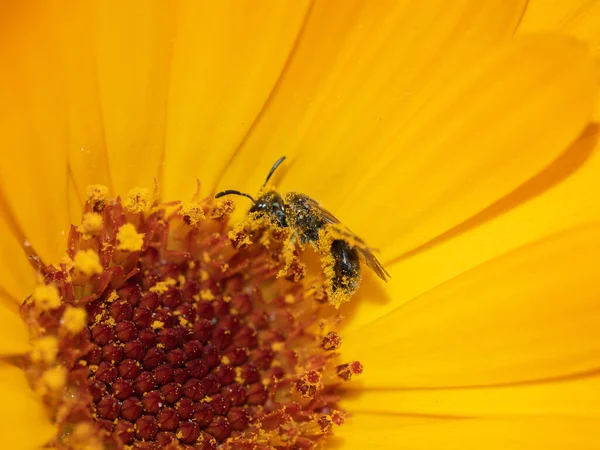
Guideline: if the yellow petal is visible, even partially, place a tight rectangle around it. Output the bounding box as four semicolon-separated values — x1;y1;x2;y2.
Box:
517;1;600;121
0;301;30;355
343;125;600;332
343;224;600;388
219;0;526;201
0;364;55;449
225;30;595;260
367;34;596;260
60;2;113;201
344;374;600;417
335;414;600;450
331;414;446;450
0;1;117;264
518;0;600;57
0;3;72;264
0;205;36;304
93;1;176;195
161;0;312;200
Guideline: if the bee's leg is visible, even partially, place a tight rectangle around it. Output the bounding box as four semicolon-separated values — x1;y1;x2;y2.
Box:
277;234;306;281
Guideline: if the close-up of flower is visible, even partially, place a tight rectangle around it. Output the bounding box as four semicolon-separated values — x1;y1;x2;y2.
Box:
2;1;600;449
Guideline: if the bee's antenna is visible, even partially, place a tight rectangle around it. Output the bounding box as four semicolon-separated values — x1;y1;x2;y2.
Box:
263;156;286;187
215;190;255;202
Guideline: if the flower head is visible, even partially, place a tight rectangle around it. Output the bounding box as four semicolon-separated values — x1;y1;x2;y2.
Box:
1;1;600;449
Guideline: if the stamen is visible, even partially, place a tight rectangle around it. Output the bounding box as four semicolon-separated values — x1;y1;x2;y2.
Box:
77;212;104;238
30;336;59;363
39;365;67;393
62;306;87;334
116;223;145;252
73;249;103;276
21;188;363;449
336;361;364;381
123;187;151;214
180;202;206;225
85;185;109;212
322;331;342;351
32;284;61;311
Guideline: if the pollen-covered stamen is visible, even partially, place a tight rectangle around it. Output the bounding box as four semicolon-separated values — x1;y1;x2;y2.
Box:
21;185;361;450
32;283;61;311
336;361;364;381
322;331;342;351
123;187;152;214
77;212;104;239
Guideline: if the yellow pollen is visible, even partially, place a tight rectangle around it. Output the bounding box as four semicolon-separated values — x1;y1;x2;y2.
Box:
228;227;252;247
74;249;103;276
180;202;206;225
41;365;67;392
116;223;144;251
107;290;119;303
150;278;176;294
32;284;61;310
210;198;235;219
85;184;109;208
60;255;75;271
199;269;209;282
221;355;231;365
31;336;59;363
235;367;244;384
68;422;104;450
123;187;151;214
200;289;214;301
272;342;285;352
151;320;164;330
62;306;87;334
77;212;103;238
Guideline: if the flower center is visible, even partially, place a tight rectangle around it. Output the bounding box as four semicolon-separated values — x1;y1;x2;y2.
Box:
21;186;361;450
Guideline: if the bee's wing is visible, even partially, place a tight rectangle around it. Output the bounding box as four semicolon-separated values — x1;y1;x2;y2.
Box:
299;195;390;282
296;194;341;225
355;246;391;281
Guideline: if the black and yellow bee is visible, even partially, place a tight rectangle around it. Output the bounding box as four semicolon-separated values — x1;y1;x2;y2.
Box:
216;157;389;300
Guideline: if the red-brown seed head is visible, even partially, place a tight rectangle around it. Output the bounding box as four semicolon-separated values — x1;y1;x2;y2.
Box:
21;190;361;449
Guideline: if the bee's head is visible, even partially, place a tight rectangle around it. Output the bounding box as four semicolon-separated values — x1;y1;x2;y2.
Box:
214;156;289;227
249;191;288;227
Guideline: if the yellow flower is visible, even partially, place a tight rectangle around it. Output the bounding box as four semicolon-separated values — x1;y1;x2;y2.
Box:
1;1;600;449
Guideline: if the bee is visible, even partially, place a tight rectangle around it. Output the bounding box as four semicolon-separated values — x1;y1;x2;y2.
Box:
215;156;390;302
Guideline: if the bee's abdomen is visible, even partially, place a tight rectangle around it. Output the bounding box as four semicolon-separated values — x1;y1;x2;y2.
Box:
330;240;361;295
